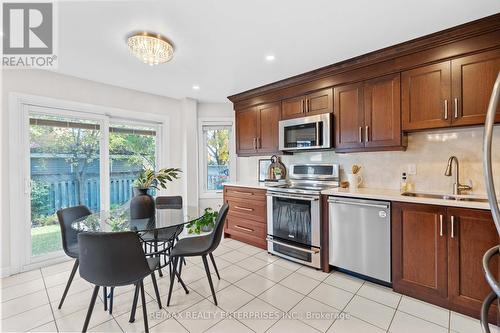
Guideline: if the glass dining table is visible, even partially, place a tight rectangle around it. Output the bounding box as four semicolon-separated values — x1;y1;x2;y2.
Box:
71;203;206;292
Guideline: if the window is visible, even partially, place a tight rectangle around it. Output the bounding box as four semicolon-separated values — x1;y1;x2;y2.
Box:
199;120;234;196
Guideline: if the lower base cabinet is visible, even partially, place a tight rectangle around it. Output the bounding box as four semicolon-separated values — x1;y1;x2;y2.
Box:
223;186;267;249
392;202;499;324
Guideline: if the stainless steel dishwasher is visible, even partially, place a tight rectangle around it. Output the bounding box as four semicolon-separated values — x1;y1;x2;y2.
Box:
328;197;391;284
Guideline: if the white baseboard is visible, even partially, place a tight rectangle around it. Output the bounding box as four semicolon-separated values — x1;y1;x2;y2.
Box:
0;266;11;278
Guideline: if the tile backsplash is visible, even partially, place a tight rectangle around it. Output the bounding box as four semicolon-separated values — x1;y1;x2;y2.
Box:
237;127;500;195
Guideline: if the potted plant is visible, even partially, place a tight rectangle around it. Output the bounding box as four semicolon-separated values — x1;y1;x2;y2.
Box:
186;207;219;234
130;168;181;218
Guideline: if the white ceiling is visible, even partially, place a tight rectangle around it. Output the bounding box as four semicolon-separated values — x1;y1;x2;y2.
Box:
54;0;500;102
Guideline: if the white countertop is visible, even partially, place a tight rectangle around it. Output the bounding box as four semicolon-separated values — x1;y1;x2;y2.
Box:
321;187;493;210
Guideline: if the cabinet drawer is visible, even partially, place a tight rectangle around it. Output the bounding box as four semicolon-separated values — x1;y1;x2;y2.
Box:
227;198;266;223
224;186;266;201
227;215;266;239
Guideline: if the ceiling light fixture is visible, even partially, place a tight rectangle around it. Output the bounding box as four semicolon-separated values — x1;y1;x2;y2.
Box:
192;85;200;90
127;32;174;66
265;54;276;62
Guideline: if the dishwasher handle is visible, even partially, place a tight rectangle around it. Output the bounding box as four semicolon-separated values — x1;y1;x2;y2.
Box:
328;198;389;210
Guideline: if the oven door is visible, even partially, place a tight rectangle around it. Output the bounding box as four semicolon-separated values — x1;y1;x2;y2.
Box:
279;113;331;151
266;191;321;268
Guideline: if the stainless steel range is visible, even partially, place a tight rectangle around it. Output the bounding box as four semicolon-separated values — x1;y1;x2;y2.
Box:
266;164;339;269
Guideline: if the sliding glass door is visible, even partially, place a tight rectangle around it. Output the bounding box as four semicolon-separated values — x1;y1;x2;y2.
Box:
25;106;160;263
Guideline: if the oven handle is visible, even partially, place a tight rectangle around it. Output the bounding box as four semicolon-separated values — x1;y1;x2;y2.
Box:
328;198;389;209
267;237;320;254
267;192;320;201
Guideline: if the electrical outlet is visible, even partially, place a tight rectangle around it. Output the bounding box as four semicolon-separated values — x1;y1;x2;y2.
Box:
407;164;417;175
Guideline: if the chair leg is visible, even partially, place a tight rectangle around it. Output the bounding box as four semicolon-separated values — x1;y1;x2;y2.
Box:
202;255;218;306
82;285;99;333
58;259;79;309
177;256;183;282
155;242;163;278
150;271;162;309
140;281;149;333
103;287;107;311
129;283;139;323
166;257;178;306
209;253;220;280
108;287;114;314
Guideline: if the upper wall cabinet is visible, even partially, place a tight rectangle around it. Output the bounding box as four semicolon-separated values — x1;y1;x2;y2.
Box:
281;88;333;120
236;102;280;156
334;74;404;152
402;49;500;131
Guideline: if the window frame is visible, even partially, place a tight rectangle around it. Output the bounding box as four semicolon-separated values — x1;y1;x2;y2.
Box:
198;117;235;199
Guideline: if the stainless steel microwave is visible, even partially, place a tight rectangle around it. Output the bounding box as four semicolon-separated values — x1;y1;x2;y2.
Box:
279;113;332;151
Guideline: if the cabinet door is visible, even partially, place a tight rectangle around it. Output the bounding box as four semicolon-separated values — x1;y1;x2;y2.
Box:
333;82;365;150
282;96;306;120
257;102;280;154
392;202;448;302
402;62;451;130
236;107;258;155
364;74;402;148
451;49;500;126
447;207;499;322
306;88;333;116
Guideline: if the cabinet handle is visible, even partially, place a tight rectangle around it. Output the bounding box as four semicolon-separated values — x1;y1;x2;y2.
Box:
359;127;363;143
439;214;444;237
234;191;253;196
302;100;306;113
234;225;254;233
253;137;257;150
451;215;455;238
454;98;459;118
365;126;369;143
257;137;261;149
444;99;448;120
306;98;310;113
234;206;253;212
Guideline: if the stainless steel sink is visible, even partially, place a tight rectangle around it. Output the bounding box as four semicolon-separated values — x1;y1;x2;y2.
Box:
401;192;489;203
401;192;456;200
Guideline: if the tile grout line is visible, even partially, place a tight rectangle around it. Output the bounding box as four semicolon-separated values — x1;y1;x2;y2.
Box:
385;293;402;332
39;268;60;333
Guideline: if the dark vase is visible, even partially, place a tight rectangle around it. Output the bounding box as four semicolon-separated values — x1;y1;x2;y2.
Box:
130;187;155;219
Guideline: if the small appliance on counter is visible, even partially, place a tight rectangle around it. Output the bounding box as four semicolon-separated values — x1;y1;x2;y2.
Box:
266;163;339;269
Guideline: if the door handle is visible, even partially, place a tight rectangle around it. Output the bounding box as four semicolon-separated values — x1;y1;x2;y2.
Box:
359;127;363;143
365;126;369;143
454;98;459;119
444;99;449;120
439;214;444;237
451;215;455;238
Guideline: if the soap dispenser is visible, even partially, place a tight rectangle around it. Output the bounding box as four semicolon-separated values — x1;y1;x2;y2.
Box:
400;172;408;193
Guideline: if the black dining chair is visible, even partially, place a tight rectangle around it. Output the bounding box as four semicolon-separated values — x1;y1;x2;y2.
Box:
56;205;91;309
78;231;161;333
166;203;229;306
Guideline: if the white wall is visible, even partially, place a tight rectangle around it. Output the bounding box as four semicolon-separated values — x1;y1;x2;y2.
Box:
237;127;500;195
0;69;189;275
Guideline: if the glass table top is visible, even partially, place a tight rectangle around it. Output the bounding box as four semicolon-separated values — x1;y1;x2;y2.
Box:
71;203;204;233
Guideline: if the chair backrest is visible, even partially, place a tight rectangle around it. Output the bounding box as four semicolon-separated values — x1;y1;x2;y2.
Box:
78;231;151;286
57;205;91;257
207;203;229;252
155;196;182;209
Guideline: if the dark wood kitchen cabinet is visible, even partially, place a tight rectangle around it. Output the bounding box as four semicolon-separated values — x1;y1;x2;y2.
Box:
223;186;267;249
236;102;280;156
392;202;448;303
393;202;499;323
281;88;333;120
334;74;404;152
403;49;500;131
447;207;499;322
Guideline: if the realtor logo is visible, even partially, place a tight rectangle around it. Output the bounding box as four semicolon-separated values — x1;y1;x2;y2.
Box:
2;2;57;67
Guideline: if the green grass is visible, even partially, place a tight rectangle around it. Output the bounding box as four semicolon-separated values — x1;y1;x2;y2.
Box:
31;224;62;256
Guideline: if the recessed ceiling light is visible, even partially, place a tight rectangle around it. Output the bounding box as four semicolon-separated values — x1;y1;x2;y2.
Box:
192;85;200;90
265;54;276;62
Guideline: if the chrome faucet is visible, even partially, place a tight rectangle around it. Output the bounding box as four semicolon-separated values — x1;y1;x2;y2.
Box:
445;156;472;195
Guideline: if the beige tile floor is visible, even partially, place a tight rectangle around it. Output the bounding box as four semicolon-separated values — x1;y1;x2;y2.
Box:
1;238;499;333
